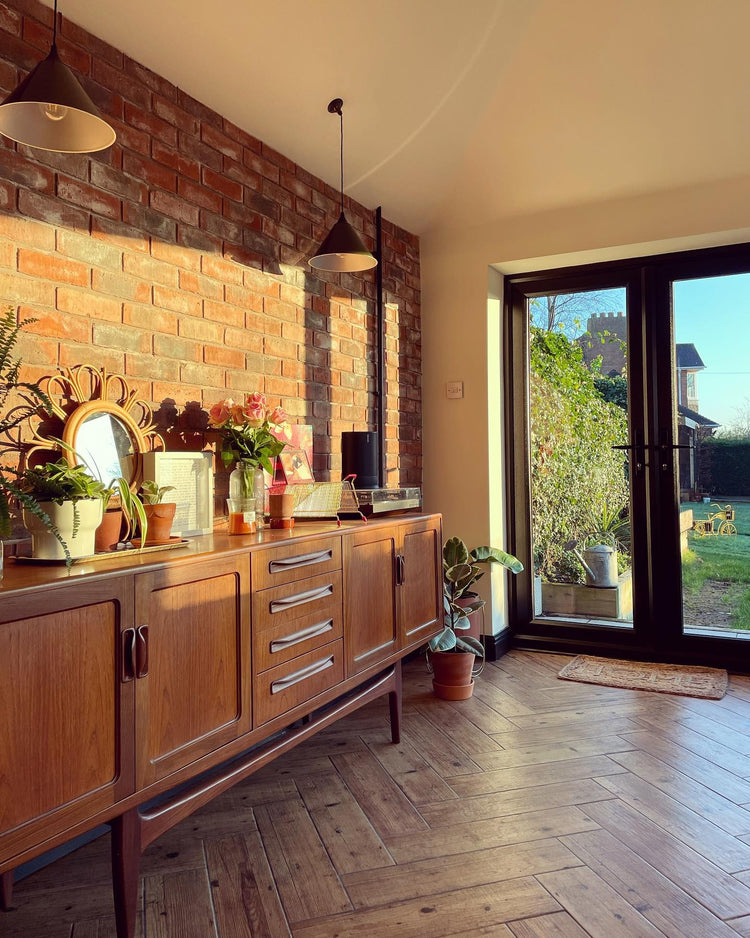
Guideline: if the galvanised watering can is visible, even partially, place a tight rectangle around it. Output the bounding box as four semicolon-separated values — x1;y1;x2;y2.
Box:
572;543;618;588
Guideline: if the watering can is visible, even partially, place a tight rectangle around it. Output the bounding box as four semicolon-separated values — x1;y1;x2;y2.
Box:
572;544;618;588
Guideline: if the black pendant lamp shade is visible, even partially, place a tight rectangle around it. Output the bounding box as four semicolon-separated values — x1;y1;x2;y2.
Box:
0;1;115;153
309;99;377;273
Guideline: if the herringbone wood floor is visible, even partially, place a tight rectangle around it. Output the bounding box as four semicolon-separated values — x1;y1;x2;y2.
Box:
3;649;750;937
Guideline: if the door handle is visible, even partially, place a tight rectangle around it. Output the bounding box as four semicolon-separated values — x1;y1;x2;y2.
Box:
122;628;136;682
136;625;149;678
268;549;332;572
270;655;335;695
269;583;334;613
269;619;334;653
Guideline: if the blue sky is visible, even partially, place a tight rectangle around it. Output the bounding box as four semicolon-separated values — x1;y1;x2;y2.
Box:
674;274;750;431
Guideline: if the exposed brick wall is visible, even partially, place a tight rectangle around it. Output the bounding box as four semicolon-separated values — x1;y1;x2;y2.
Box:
0;0;422;513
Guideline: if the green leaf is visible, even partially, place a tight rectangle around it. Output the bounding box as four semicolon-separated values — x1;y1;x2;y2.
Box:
428;627;457;652
470;546;524;574
443;537;469;569
455;635;485;656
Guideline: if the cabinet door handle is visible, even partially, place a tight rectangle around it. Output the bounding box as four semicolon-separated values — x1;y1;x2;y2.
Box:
270;655;335;695
136;625;149;678
268;549;332;572
269;583;334;613
122;628;136;682
269;618;334;653
396;554;405;585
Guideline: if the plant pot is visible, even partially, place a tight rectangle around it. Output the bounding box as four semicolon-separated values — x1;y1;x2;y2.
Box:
23;498;103;560
95;507;123;552
429;650;476;699
143;503;176;545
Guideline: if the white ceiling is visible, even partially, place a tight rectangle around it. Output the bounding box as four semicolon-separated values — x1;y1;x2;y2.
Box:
54;0;750;236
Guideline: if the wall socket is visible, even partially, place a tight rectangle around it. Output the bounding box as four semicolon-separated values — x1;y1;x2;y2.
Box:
446;381;464;399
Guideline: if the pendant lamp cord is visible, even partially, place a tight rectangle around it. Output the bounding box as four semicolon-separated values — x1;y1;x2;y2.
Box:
52;0;58;46
338;108;344;214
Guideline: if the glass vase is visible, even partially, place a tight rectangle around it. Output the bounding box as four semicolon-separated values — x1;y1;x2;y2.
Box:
228;460;256;531
253;466;266;525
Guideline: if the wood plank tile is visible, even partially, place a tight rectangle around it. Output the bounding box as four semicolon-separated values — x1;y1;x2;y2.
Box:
418;778;613;826
562;827;741;936
674;712;750;755
537;866;665;937
253;798;351;923
413;700;504;755
583;798;750;917
331;749;429;838
436;694;518;735
450;754;626;798
492;717;645;748
143;869;215;938
729;914;750;937
204;832;290;938
609;748;750;834
470;674;536;717
508;702;662;730
400;710;483;777
362;730;458;805
295;771;393;874
595;772;750;872
472;735;636;771
342;838;581;909
292;877;560;938
508;910;594;937
384;806;599;864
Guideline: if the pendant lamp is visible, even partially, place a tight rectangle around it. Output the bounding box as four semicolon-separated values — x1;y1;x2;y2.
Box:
309;98;377;273
0;0;116;153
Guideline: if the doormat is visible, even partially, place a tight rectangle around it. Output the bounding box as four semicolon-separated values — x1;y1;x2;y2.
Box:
557;655;728;700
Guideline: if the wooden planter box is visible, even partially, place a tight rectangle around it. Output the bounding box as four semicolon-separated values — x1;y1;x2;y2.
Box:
541;570;632;619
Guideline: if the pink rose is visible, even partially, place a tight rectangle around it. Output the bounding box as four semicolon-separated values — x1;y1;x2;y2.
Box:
242;401;265;427
230;404;246;424
245;391;267;409
208;400;232;426
268;406;287;425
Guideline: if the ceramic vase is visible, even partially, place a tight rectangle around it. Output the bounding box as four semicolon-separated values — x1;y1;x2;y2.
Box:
23;498;104;560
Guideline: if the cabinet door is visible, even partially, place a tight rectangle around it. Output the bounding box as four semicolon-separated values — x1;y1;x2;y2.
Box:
398;516;443;652
343;524;398;677
134;555;251;788
0;579;134;866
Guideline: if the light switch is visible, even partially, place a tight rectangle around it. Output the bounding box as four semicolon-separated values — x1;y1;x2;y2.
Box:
446;381;464;399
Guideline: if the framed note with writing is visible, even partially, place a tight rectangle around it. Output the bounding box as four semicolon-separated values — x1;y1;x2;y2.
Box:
142;451;213;536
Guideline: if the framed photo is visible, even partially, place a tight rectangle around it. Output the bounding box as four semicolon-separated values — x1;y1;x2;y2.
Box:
142;451;213;537
278;448;314;484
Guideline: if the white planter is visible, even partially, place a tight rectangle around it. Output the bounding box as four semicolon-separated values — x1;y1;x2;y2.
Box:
23;499;103;560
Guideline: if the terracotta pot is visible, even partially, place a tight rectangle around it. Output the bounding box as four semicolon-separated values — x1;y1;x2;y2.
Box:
429;650;476;700
143;502;176;545
95;507;123;552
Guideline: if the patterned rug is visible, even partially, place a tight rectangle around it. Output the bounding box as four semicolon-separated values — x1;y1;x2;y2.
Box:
557;655;728;699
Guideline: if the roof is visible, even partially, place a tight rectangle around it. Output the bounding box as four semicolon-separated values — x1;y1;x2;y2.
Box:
676;344;705;369
678;404;719;428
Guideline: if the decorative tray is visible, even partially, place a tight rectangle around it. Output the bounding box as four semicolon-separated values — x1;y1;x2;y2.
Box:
15;538;189;565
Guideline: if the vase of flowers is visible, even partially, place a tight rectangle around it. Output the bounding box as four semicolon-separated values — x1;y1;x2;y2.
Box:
208;393;289;523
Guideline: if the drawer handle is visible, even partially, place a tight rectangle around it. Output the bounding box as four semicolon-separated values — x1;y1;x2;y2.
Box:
269;619;334;653
268;549;333;572
269;583;334;613
270;655;335;694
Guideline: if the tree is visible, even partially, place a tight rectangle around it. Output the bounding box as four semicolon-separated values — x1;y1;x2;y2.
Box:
529;289;625;338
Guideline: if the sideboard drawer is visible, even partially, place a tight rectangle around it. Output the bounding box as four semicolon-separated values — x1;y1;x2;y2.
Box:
253;605;343;673
252;570;342;633
253;639;345;726
251;536;341;590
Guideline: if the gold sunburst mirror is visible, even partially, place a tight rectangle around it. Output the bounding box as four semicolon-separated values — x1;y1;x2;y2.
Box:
26;365;163;488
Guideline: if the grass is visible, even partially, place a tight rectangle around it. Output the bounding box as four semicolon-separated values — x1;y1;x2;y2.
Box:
680;500;750;629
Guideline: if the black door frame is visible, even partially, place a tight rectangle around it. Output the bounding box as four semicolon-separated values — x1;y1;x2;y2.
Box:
504;241;750;671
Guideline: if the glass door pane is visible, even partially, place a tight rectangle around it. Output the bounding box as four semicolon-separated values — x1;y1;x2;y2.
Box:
673;273;750;641
528;287;634;629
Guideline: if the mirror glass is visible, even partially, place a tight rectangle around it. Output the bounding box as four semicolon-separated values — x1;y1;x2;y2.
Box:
74;412;137;485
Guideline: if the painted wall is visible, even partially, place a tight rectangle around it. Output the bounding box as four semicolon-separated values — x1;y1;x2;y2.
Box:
421;174;750;636
0;0;422;535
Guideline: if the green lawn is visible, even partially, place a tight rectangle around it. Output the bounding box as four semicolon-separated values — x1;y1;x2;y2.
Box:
681;501;750;629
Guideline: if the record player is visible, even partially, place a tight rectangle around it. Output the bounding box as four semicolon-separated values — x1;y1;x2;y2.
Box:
351;486;422;516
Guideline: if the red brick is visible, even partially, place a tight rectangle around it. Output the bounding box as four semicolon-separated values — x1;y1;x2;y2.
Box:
0;2;22;34
262;217;295;247
204;344;245;369
177;177;221;214
225;283;262;314
125;102;177;148
16;332;57;366
152;285;201;317
0;239;15;268
57;287;121;322
124;57;176;100
200;253;242;285
0;58;18;96
181;361;224;388
151;140;199;181
177;225;221;255
122;202;176;241
91;269;150;303
123;252;178;287
203;299;243;328
151;239;201;271
0;32;42;72
149;189;199;227
264;335;298;360
0;148;53;192
178;317;223;343
91;216;149;254
223;157;261;192
55;37;91;76
222;198;261;231
201;167;242;202
60;342;123;372
153;332;200;361
92;320;150;353
57;175;120;220
178;269;222;300
123;302;177;335
243;149;280;184
108;117;150;156
91;161;147;204
225;326;263;353
0;213;53;249
242;266;280;297
122;151;177;193
18;248;88;286
21;14;51;51
262;178;293;211
56;229;121;270
178;132;222;172
153;95;199;135
60;17;122;66
221;118;261;154
201;209;240;244
80;79;123;123
260;143;296;174
125;350;179;382
200;123;243;163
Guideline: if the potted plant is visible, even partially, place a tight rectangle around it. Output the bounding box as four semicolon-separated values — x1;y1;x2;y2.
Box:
140;480;176;545
428;536;523;700
20;457;109;561
95;477;148;552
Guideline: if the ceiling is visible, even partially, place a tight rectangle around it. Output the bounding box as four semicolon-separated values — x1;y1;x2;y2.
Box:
54;0;750;237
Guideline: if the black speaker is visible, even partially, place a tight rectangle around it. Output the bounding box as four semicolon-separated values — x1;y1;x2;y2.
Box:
341;431;379;488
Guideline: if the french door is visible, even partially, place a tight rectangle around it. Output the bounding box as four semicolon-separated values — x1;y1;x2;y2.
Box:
505;244;750;670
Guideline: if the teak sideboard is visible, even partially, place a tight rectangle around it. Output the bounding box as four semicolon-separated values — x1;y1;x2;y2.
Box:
0;513;442;938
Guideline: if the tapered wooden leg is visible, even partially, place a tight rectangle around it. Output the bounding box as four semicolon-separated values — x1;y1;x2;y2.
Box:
111;809;141;938
0;870;13;911
389;660;402;743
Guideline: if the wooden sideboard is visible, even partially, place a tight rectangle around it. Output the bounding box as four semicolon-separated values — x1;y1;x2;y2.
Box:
0;513;442;937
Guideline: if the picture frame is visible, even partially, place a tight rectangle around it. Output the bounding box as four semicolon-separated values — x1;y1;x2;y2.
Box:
278;447;314;484
142;451;213;537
